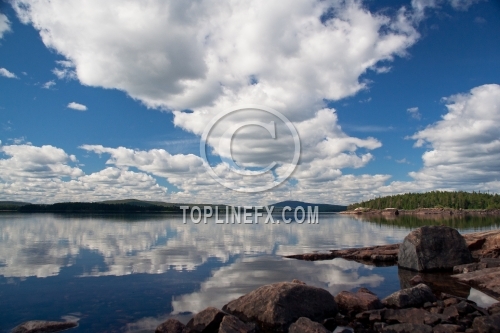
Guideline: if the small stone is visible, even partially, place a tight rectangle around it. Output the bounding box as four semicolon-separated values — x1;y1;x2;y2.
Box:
288;317;330;333
423;302;433;309
335;289;383;315
382;284;437;309
444;298;460;307
332;326;354;333
382;323;432;333
410;275;424;286
472;313;500;333
184;307;227;333
455;301;475;316
442;306;460;322
373;322;387;331
487;303;500;315
218;315;256;333
432;324;464;333
155;318;185;333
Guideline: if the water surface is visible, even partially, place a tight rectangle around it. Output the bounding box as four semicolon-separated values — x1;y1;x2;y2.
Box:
0;213;498;332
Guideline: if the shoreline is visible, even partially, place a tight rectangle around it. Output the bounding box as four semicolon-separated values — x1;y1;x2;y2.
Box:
341;207;500;216
286;228;500;303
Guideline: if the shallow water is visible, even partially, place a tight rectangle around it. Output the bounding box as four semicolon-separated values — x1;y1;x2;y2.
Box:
0;213;498;332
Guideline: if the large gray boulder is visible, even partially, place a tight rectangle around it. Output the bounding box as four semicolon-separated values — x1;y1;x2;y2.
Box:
398;226;473;272
222;281;338;332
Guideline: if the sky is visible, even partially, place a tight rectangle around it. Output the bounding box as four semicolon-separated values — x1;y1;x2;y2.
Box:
0;0;499;206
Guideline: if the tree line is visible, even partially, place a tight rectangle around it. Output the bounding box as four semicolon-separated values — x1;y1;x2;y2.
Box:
18;202;184;213
348;191;500;210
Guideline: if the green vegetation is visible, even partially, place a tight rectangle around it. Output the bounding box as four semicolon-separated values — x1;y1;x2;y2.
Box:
348;191;500;210
18;202;183;213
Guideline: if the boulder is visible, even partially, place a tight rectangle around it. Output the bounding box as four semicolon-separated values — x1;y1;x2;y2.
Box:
398;226;473;272
218;315;256;333
288;317;330;333
472;313;500;333
222;281;338;332
382;284;437;309
184;307;227;333
334;288;383;315
382;323;432;333
11;320;77;333
155;318;185;333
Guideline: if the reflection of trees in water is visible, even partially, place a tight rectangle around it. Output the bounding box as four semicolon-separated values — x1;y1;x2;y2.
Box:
356;215;500;230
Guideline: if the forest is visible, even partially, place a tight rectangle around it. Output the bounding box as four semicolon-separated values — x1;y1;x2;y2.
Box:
17;202;183;213
347;191;500;210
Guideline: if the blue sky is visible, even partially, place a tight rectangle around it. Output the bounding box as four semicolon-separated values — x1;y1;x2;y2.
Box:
0;0;499;205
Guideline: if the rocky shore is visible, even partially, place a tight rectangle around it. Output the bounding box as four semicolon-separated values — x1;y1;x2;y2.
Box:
340;208;500;217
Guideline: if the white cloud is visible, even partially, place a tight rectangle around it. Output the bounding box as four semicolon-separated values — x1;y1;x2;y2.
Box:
0;13;11;39
408;84;500;186
407;106;421;120
0;67;17;79
447;0;483;11
67;102;87;111
42;80;56;89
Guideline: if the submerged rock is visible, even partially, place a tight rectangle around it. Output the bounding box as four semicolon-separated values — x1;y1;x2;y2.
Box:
382;284;436;309
398;226;473;272
11;320;77;333
222;281;338;332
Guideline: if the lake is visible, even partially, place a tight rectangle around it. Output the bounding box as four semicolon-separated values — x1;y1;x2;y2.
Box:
1;213;499;332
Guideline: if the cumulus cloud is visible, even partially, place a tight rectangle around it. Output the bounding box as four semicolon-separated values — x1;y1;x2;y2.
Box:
67;102;87;111
10;0;420;182
0;144;169;203
0;67;17;79
407;107;421;120
0;13;11;39
408;84;500;186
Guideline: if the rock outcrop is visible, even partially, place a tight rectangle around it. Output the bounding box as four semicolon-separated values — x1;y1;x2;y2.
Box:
11;320;77;333
398;226;473;271
222;281;338;332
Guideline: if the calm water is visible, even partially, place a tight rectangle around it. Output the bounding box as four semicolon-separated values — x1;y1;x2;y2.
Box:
1;213;499;332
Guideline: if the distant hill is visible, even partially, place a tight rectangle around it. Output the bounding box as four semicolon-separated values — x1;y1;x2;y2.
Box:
0;201;31;206
98;199;178;207
271;200;347;212
0;201;31;210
